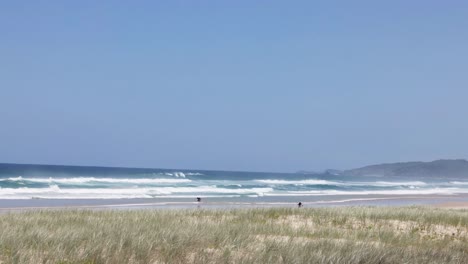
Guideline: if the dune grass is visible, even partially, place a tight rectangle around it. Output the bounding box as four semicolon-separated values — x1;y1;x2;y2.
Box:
0;206;467;263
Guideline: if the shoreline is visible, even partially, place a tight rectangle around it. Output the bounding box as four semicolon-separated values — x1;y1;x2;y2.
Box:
1;194;468;212
435;201;468;209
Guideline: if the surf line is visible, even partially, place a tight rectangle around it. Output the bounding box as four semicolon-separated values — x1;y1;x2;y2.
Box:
304;196;453;205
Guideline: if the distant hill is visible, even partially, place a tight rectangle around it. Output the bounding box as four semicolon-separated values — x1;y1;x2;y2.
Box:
343;159;468;178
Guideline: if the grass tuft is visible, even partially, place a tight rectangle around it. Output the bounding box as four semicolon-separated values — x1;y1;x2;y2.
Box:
0;206;467;263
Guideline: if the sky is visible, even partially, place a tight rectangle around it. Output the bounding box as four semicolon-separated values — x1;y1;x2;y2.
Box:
1;1;468;172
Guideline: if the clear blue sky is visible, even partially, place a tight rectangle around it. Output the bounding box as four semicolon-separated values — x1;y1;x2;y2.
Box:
1;1;467;172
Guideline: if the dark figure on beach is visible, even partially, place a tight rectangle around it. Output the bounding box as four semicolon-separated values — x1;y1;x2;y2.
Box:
196;197;201;202
298;202;303;208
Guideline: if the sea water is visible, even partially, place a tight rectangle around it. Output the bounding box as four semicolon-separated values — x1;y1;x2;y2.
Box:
1;164;468;200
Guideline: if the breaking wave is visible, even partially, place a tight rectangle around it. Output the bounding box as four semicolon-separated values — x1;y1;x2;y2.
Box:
255;179;427;187
0;185;273;199
1;169;467;200
263;188;467;196
255;179;339;185
2;176;191;184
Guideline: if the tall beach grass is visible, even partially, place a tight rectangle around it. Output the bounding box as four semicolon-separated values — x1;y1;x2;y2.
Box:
0;206;467;263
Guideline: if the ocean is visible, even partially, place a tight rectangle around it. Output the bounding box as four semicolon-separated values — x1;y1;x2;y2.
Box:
1;163;468;200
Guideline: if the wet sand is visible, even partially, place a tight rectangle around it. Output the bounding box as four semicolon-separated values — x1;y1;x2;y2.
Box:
435;201;468;209
1;194;468;212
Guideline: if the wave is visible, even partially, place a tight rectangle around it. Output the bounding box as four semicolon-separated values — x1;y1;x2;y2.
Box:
161;172;202;178
185;172;203;176
1;176;192;184
0;185;273;199
26;178;425;188
255;179;341;185
373;181;427;186
263;188;468;196
255;179;428;187
450;181;468;185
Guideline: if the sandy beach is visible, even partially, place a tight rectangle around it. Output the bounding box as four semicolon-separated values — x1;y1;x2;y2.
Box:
435;201;468;209
1;194;468;212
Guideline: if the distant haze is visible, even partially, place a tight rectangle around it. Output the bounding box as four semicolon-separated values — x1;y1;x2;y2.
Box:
1;1;468;172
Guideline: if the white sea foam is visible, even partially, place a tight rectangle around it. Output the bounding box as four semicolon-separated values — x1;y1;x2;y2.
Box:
255;179;428;187
450;181;468;185
0;185;273;199
185;173;203;176
3;176;23;181
163;172;189;178
308;197;412;204
2;175;466;200
373;181;427;186
150;195;241;198
255;179;340;185
263;188;468;196
2;177;191;184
